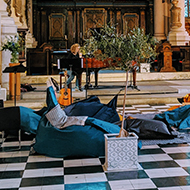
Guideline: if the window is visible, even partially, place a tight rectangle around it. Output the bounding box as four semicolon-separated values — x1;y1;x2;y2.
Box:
185;0;190;17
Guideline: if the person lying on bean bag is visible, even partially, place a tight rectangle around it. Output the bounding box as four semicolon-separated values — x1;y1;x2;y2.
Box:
154;104;190;130
33;81;120;158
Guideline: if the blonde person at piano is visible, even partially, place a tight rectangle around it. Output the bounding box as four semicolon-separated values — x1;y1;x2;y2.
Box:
66;43;83;91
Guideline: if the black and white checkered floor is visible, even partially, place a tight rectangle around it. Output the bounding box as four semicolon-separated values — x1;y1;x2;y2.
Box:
2;104;190;190
116;103;181;115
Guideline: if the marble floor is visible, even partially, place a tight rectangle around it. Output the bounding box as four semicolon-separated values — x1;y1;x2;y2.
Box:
1;104;190;190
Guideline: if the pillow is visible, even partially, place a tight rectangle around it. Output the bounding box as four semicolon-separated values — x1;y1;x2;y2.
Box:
64;95;120;123
20;106;41;134
123;118;177;139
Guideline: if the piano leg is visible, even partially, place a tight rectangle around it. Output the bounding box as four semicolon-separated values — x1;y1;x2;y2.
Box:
132;68;140;91
132;68;136;87
84;72;92;89
94;69;99;88
78;73;82;90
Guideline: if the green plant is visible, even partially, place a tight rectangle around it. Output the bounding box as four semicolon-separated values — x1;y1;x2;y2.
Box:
81;24;158;71
81;24;158;137
1;34;23;63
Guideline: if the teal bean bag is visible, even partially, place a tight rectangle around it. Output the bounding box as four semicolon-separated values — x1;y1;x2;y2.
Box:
33;116;120;158
154;105;190;130
20;106;41;134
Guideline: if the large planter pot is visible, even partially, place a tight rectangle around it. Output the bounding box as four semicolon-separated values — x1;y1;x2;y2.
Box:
140;63;150;73
104;132;138;171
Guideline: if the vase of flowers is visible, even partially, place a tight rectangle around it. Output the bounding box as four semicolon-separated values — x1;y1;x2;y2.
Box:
1;34;23;63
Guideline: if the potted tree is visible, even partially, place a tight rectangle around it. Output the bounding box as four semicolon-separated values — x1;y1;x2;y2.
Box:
81;24;158;170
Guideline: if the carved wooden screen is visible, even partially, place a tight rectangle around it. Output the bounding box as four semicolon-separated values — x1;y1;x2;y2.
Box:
49;13;66;40
185;18;190;35
82;8;107;38
123;13;139;34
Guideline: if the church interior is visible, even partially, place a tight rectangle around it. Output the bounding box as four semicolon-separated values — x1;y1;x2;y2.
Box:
1;0;190;189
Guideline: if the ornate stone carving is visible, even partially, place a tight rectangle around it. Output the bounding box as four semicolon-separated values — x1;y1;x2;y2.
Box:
3;0;12;16
26;0;32;29
13;0;23;23
160;41;176;72
25;31;37;48
170;0;182;28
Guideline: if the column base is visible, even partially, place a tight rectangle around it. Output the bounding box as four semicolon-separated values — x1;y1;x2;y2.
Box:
167;28;190;46
154;33;166;41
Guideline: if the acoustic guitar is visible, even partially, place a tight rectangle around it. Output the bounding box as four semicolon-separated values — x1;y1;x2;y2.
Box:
58;70;73;106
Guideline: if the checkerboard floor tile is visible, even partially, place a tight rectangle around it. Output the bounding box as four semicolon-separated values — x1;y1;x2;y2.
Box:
116;103;181;115
2;103;190;190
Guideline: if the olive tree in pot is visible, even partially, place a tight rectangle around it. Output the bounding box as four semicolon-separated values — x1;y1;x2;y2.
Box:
81;24;158;137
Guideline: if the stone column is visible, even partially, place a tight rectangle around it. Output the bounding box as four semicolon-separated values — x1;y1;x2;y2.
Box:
0;13;2;85
25;0;37;48
27;0;33;34
0;0;17;93
154;0;166;40
164;0;170;37
167;0;190;45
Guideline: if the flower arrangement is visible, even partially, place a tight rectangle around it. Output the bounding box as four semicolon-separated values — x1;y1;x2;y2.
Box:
1;34;23;63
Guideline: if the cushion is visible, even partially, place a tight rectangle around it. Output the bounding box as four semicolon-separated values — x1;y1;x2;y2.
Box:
20;106;41;134
64;95;120;123
154;105;190;130
123;118;177;139
33;116;120;158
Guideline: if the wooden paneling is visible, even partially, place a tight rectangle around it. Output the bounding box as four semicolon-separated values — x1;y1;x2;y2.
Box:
30;1;153;75
67;10;74;48
123;13;139;34
49;13;66;40
82;8;107;38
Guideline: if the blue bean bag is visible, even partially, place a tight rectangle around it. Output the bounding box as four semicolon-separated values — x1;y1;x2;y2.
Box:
33;116;120;158
64;95;120;123
154;105;190;130
20;106;41;134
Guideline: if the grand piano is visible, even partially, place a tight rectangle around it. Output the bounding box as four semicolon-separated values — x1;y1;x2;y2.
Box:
59;57;109;88
26;45;110;87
